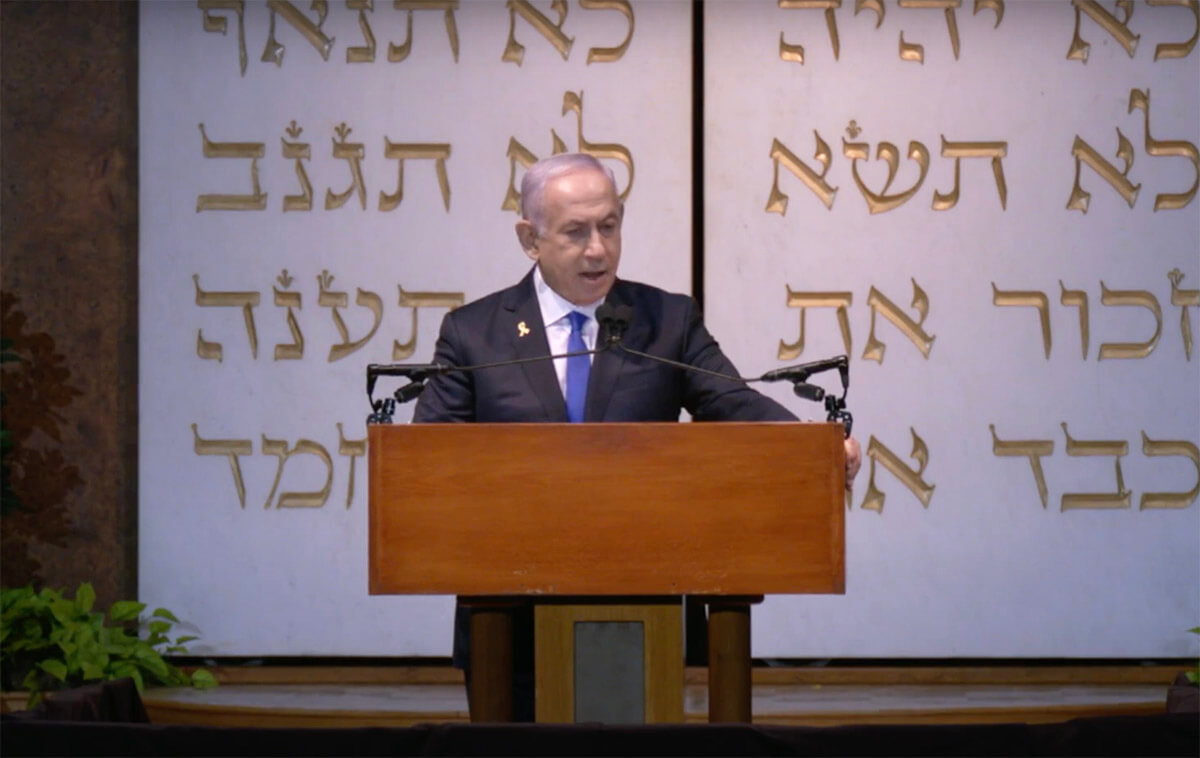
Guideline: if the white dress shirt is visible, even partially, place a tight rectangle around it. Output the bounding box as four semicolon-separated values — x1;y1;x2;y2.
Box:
533;265;600;398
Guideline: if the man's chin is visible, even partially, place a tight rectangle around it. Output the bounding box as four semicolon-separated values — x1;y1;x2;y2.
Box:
574;274;611;303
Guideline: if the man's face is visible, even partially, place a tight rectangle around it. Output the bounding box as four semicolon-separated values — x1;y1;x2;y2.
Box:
518;167;623;306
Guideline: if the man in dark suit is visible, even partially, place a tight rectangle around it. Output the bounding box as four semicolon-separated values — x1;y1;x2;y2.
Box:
414;153;861;720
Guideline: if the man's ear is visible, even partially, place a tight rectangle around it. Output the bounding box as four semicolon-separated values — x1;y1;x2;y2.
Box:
515;219;539;260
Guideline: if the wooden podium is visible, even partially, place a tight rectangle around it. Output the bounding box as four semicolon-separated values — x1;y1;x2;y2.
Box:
368;422;845;723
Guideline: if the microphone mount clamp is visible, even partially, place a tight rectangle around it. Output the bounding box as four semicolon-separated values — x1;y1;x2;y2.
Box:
366;363;447;424
762;355;853;438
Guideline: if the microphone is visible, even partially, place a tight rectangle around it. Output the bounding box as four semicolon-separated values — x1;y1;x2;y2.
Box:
365;329;618;422
366;362;447;396
596;303;633;346
759;355;849;383
759;355;853;437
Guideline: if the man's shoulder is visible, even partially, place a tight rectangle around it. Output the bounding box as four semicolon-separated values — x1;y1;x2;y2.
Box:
612;278;696;311
447;277;529;322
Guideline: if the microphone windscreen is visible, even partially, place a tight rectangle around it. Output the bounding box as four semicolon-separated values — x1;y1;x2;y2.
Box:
597;303;631;345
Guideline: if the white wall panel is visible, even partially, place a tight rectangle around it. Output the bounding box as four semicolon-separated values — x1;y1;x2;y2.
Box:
140;0;692;655
705;0;1199;657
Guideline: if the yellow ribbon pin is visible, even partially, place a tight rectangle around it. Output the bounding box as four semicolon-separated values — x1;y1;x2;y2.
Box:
517;321;530;337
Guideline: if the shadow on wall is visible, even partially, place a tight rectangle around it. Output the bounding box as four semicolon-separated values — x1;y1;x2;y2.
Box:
1;292;82;587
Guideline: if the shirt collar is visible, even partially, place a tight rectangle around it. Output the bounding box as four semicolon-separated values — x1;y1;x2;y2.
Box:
532;264;602;326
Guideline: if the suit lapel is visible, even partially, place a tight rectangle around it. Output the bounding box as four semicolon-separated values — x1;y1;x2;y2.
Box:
505;271;568;422
585;283;633;421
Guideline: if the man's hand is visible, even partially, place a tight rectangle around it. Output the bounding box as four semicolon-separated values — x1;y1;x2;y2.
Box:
844;436;862;488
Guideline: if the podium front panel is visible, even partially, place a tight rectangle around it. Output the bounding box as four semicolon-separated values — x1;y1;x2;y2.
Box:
369;422;844;596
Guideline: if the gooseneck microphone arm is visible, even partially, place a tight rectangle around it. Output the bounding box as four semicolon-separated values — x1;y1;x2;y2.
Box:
366;346;609;424
367;303;640;421
365;304;853;436
596;305;853;436
596;303;758;382
614;344;756;382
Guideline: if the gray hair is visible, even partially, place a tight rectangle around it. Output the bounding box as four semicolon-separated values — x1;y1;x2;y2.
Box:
520;153;618;235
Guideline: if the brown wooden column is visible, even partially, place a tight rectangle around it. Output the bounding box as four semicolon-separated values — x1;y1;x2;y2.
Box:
464;599;516;722
705;596;761;723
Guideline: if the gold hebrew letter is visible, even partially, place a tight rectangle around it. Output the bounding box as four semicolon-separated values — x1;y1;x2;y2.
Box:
1060;422;1131;510
974;0;1004;27
1059;280;1090;360
390;1;461;62
1128;88;1199;211
325;123;367;211
1098;281;1162;360
192;423;252;508
273;270;304;360
1168;269;1199;360
990;424;1054;508
318;271;384;362
501;137;541;213
580;0;633;63
261;436;334;508
863;279;935;362
992;283;1051;359
897;0;963;62
260;436;286;508
338;422;368;509
843;138;930;214
1066;131;1140;212
1068;0;1138;62
193;274;260;360
932;137;1008;210
393;285;465;359
1147;0;1198;59
779;288;852;360
379;141;451;211
898;30;924;62
195;328;222;362
281;120;313;212
855;0;885;26
262;0;334;65
860;429;935;513
766;134;838;213
198;0;247;76
196;124;266;212
779;0;842;64
1140;433;1199;509
562;90;635;201
346;0;376;62
503;0;573;65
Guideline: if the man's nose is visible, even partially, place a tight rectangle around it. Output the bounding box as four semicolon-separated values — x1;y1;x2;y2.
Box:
584;227;606;256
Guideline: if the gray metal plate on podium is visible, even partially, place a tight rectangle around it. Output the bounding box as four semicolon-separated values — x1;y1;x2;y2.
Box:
573;621;645;724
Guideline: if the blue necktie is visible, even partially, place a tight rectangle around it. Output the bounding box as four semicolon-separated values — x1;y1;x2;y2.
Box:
565;311;590;423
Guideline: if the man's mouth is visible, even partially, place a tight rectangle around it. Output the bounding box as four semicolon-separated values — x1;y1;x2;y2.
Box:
580;271;606;281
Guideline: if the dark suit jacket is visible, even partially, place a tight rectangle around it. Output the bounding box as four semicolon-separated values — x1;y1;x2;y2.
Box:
413;269;796;672
413;269;797;424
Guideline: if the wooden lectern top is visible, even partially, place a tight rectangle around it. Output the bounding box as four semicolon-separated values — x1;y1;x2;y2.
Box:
368;422;844;597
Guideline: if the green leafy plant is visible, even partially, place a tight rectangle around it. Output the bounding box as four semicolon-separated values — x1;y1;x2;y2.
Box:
1;583;216;707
